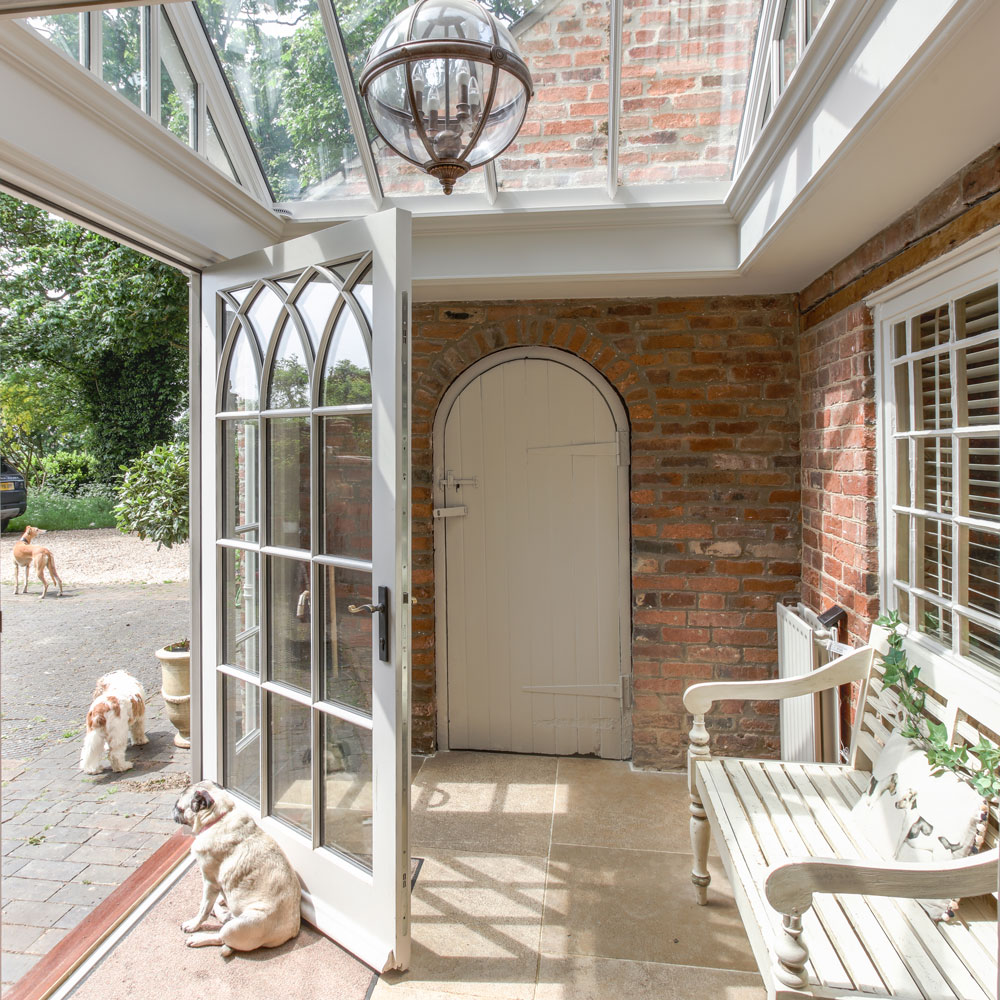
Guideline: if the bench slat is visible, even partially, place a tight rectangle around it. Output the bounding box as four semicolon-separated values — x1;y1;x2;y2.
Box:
759;762;885;993
725;761;851;991
802;765;989;1000
935;894;1000;995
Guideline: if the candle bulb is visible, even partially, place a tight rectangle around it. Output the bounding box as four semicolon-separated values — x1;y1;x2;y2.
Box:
427;87;440;131
457;67;470;107
412;68;425;116
468;76;481;113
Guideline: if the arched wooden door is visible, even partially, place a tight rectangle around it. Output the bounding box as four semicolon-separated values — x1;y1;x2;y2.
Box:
436;351;631;759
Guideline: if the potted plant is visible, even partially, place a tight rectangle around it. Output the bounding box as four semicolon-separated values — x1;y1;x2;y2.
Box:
155;639;191;748
115;440;192;747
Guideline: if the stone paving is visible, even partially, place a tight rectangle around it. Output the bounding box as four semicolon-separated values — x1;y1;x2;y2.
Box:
1;582;191;994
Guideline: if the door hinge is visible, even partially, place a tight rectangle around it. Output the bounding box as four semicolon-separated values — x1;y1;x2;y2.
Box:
617;430;630;467
433;505;468;519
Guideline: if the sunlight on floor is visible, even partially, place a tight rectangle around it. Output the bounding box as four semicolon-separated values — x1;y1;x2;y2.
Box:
374;751;766;1000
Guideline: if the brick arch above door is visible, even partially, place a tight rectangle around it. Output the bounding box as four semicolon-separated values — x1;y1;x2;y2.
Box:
411;297;802;770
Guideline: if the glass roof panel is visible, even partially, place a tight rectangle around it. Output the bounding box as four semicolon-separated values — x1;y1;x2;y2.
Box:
160;9;197;148
197;0;370;202
495;0;608;192
25;13;85;65
102;7;143;109
618;0;761;186
206;106;240;182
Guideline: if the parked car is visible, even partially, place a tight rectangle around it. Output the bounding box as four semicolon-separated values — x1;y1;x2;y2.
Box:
1;458;27;530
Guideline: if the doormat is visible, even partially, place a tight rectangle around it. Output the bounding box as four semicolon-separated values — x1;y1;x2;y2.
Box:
66;858;423;1000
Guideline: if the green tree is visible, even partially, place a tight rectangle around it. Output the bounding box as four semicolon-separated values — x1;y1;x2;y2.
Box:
0;194;189;482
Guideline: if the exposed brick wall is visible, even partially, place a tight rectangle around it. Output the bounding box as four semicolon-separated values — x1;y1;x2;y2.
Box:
798;144;1000;653
411;296;799;768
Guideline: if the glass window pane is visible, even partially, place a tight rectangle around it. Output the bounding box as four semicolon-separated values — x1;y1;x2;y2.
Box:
267;555;311;691
102;7;144;108
778;0;798;91
269;695;311;836
197;0;369;202
206;108;240;183
294;274;342;352
918;516;952;601
916;438;952;514
916;597;951;647
160;10;196;147
224;327;260;411
223;418;259;541
224;547;259;673
321;308;371;406
266;417;310;549
957;285;999;339
321;415;372;562
806;0;831;40
617;0;758;186
322;715;373;868
967;618;1000;674
223;675;260;805
918;353;952;430
968;434;1000;523
25;13;86;64
322;566;372;712
267;324;311;409
968;528;1000;618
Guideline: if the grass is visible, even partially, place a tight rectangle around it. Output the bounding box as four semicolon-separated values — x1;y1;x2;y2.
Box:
6;486;116;532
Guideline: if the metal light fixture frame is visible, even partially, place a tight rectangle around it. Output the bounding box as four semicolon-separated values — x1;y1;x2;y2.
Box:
359;0;533;194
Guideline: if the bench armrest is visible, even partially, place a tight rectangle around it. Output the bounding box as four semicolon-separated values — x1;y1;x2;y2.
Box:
765;849;1000;916
683;645;875;716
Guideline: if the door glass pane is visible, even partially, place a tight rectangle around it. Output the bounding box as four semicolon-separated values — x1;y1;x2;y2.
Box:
267;324;311;408
224;328;259;411
160;10;196;147
268;555;311;691
322;715;373;869
321;415;372;562
223;418;258;541
223;675;260;805
269;695;311;836
248;284;285;347
267;417;310;550
224;547;259;674
322;308;371;405
353;266;373;327
295;275;342;351
102;7;143;107
322;566;372;712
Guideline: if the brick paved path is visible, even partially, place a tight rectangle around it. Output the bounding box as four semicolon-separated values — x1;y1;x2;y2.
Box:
1;583;191;993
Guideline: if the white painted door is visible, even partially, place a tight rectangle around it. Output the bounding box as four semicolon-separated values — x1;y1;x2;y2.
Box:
199;210;411;972
441;356;627;758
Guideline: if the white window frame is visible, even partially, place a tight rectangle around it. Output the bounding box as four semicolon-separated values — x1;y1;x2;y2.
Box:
871;227;1000;688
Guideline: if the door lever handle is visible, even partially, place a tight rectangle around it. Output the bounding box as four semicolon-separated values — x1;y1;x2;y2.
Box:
348;586;390;662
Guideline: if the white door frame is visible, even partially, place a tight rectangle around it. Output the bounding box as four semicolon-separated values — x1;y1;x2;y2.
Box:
432;346;632;757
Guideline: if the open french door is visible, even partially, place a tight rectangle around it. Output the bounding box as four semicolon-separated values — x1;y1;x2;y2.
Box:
198;209;411;971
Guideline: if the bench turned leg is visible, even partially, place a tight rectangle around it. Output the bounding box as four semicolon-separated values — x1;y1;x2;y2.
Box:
688;713;712;905
774;914;810;991
689;797;711;905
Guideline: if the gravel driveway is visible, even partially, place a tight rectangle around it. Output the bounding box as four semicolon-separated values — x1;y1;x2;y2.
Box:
0;529;189;587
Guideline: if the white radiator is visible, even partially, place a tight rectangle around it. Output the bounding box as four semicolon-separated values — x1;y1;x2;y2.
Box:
776;603;845;763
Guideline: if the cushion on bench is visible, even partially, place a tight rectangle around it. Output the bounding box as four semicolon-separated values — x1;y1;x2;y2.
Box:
697;756;998;1000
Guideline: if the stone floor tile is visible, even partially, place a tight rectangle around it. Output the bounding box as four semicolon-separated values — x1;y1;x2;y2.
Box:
1;859;27;877
23;926;69;955
1;878;61;903
1;951;40;985
0;899;72;928
49;881;115;906
9;840;83;862
0;925;45;953
52;904;94;929
65;844;135;866
12;859;87;882
77;863;134;885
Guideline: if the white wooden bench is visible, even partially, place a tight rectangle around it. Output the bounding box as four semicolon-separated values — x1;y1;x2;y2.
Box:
684;631;999;999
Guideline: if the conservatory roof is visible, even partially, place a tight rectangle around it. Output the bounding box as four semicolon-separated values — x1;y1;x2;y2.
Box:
17;0;775;217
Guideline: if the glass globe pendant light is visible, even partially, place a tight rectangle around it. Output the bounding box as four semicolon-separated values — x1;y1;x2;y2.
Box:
359;0;533;194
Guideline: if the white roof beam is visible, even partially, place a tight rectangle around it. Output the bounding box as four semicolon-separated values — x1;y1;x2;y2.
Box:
606;0;622;200
0;0;184;16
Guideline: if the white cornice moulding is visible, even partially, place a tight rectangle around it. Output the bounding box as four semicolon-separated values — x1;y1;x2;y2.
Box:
0;20;282;245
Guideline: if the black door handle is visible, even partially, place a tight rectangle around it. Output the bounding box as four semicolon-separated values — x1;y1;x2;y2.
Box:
348;585;390;662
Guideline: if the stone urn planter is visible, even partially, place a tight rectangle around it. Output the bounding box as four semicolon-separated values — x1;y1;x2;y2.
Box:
155;640;191;748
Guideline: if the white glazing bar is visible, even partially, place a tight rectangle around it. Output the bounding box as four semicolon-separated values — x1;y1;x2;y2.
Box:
606;0;623;200
315;0;383;210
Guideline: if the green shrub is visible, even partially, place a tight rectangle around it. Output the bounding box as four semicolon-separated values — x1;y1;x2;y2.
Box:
40;450;100;495
113;440;189;548
7;485;116;532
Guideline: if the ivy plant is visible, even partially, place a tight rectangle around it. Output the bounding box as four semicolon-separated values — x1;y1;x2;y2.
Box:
875;610;1000;799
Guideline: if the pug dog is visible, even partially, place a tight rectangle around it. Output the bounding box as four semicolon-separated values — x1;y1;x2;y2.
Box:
173;780;301;956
